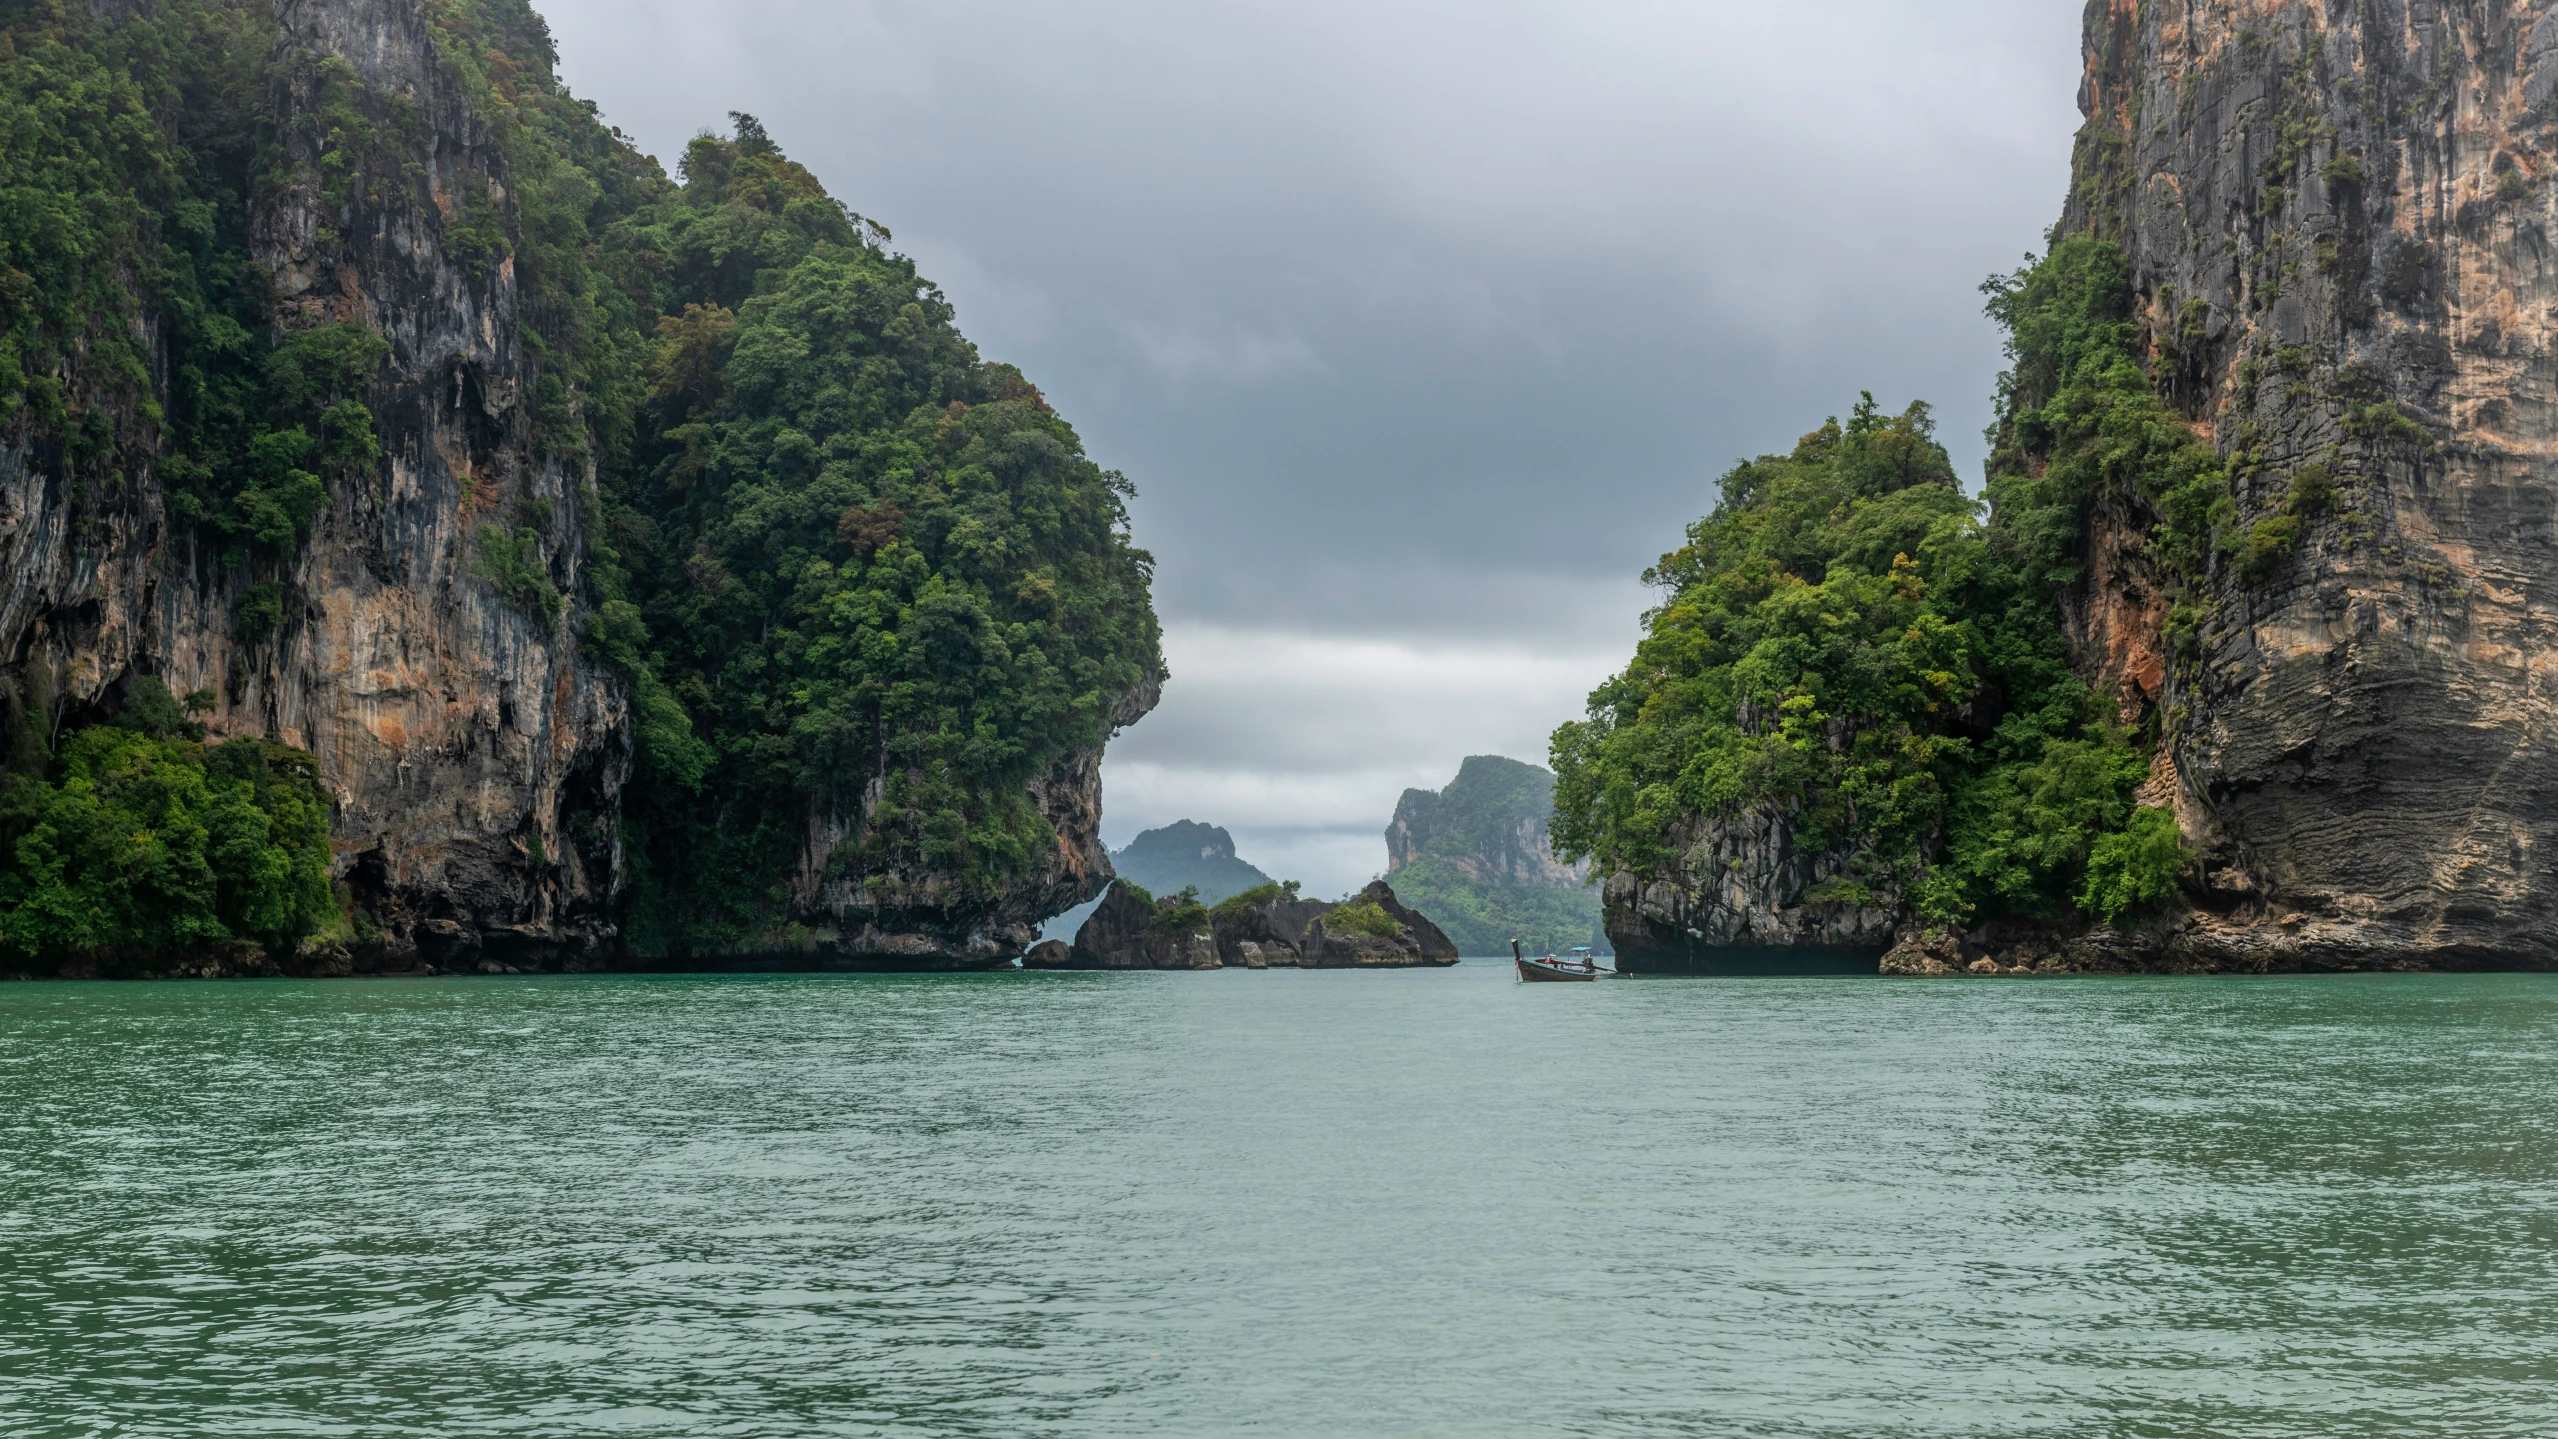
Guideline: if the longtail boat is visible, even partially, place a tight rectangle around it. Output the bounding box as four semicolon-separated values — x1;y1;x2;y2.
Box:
1514;939;1602;982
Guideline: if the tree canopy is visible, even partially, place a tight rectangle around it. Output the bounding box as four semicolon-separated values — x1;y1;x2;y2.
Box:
1550;331;2189;929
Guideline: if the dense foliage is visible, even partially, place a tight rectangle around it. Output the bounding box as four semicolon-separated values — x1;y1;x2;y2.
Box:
0;681;335;959
589;125;1160;953
1551;241;2201;929
0;0;392;585
0;0;1161;959
360;6;1161;951
1207;880;1303;923
1320;900;1403;940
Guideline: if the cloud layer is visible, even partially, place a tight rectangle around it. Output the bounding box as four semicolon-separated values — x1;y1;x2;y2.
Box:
536;0;2087;894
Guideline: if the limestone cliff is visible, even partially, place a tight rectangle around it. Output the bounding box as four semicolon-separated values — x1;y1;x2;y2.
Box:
1575;1;2558;976
0;0;1154;974
2058;0;2558;969
1386;756;1585;887
0;0;624;972
1386;755;1605;957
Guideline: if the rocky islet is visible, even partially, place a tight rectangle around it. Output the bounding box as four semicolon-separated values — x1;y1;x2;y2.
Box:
1034;880;1460;971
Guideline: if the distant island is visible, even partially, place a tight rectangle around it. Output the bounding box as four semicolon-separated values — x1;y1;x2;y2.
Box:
1384;757;1606;957
1107;822;1276;907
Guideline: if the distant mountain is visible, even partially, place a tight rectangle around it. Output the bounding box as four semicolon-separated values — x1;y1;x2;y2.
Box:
1110;822;1275;906
1386;756;1607;956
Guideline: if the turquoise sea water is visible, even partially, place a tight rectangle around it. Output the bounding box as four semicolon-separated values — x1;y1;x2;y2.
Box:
4;963;2556;1437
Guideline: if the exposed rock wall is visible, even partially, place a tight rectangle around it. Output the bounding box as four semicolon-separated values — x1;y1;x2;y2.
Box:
1603;807;1898;974
0;0;624;971
1;0;1146;974
1615;1;2558;976
1063;881;1219;970
770;672;1157;970
2063;0;2558;969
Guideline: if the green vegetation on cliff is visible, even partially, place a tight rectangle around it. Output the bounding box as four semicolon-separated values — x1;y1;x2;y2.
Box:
378;3;1160;948
0;0;1162;959
1551;244;2196;930
592;122;1160;952
0;681;334;961
1386;858;1599;955
0;0;389;576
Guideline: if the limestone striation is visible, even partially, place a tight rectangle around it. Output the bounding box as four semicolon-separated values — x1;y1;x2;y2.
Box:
2050;0;2558;971
1;0;625;974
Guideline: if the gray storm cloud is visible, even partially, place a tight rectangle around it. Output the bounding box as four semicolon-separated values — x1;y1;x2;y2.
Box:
539;0;2085;894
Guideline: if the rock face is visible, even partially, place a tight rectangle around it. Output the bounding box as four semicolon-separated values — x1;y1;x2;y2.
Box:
0;0;624;973
1219;881;1460;969
0;0;1149;975
1210;891;1337;969
2056;0;2558;969
1063;881;1219;970
1604;808;1898;974
773;671;1157;971
1375;884;1462;962
1623;2;2558;977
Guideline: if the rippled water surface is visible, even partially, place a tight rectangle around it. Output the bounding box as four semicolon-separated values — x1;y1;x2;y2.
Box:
5;965;2558;1437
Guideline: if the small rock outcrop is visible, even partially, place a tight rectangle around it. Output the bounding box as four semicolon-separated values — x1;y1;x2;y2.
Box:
1207;881;1459;970
1210;891;1335;969
1068;879;1460;971
1064;883;1219;970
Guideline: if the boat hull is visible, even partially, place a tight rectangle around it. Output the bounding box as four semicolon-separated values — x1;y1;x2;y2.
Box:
1516;958;1599;983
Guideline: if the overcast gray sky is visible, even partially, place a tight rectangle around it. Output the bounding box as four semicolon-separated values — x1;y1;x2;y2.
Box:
541;0;2086;897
